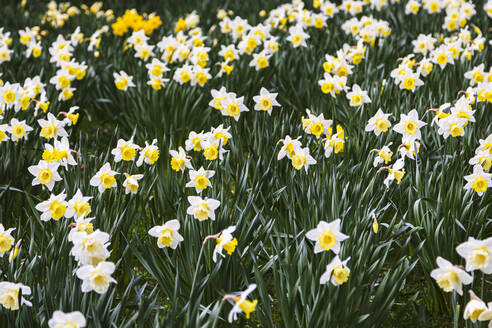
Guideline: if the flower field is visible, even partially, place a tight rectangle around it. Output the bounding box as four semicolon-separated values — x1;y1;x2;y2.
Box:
0;0;491;326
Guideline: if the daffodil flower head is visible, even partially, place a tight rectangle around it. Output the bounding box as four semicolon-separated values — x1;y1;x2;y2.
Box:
320;255;351;286
76;261;117;294
456;237;492;274
123;173;144;194
89;163;119;194
464;164;491;196
28;160;62;191
213;226;237;262
0;224;15;256
253;87;280;115
306;219;349;254
148;220;184;249
48;311;86;328
226;284;257;323
0;282;32;310
430;257;472;295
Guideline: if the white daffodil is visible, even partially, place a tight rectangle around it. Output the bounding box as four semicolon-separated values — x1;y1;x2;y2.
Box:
393;109;427;142
113;71;135;91
7;118;33;142
463;294;487;323
210;124;232;146
169;147;192;172
38;113;68;140
123;173;144;194
0;224;15;257
48;311;86;328
111;138;138;162
305;219;349;254
28;160;62;191
373;142;393;167
66;189;92;219
456;237;492;273
35;191;68;221
71;230;111;265
320;255;351;286
365;109;391;136
0;282;32;310
221;93;249;121
430;257;472;295
148;219;184;249
186;196;220;221
383;158;406;187
213;226;237;262
68;217;95;242
277;136;302;160
291;145;317;172
137;139;159;166
185;167;214;193
225;284;258;323
464;164;491;196
76;261;117;294
89;163;119;194
346;84;371;107
253;87;280;115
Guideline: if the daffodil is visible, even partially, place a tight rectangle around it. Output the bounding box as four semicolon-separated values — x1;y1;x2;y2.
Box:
48;311;86;328
0;124;10;142
35;191;68;221
277;136;302;160
0;282;31;310
464;164;491;196
28;160;62;191
383;158;406;187
71;230;111;265
7;118;33;142
123;173;144;194
253;87;280;115
0;224;15;256
113;71;135;91
148;220;184;249
463;293;487;323
436;114;467;138
137;139;159;166
306;219;349;254
89;163;119;193
372;142;393;167
169;147;192;172
291;145;317;171
186;196;220;221
365;109;391;135
456;237;492;273
320;256;351;286
393;109;427;142
76;261;117;294
346;84;371;107
430;257;472;295
111;138;138;162
186;167;214;193
213;226;237;262
221;93;249;121
225;284;258;322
